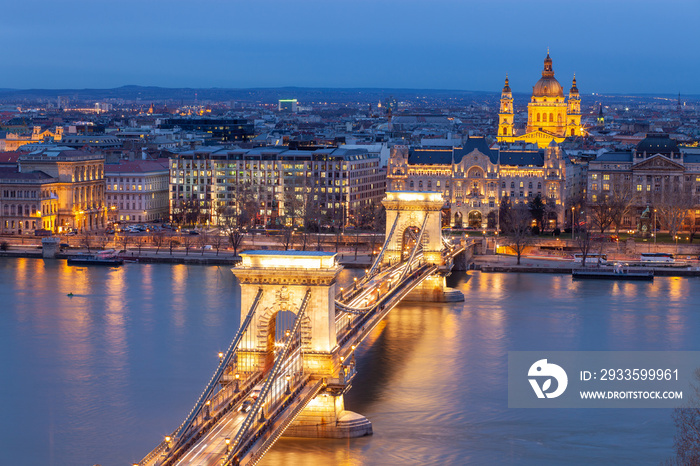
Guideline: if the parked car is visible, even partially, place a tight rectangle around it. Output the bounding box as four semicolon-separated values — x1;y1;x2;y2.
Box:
188;230;199;235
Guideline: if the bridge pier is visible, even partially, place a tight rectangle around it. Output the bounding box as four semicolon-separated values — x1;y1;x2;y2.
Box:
284;393;372;438
404;273;464;302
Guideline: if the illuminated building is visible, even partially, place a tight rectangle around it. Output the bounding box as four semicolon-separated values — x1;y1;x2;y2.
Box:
278;99;298;112
169;146;385;227
105;160;170;223
18;148;107;232
587;133;700;231
387;137;575;228
497;52;584;148
158;117;254;142
2;126;63;151
0;168;59;234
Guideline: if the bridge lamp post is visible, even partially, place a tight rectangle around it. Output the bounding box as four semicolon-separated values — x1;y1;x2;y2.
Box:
353;277;358;289
285;374;291;395
339;287;344;299
164;435;172;451
205;400;211;420
225;437;231;452
234;373;240;393
218;351;224;364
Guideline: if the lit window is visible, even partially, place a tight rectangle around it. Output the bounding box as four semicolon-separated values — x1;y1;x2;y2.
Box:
591;174;598;180
603;174;610;181
603;184;609;191
592;195;597;202
637;185;642;191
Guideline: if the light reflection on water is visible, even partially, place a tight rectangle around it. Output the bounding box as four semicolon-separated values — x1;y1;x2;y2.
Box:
1;260;699;465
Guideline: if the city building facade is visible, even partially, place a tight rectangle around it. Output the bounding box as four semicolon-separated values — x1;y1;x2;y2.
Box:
0;168;59;234
158;118;254;142
105;160;170;223
587;133;700;232
18;148;107;231
387;137;576;228
169;146;386;228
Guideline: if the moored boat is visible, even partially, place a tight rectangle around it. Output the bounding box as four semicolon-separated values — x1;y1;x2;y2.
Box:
572;263;653;281
67;249;124;266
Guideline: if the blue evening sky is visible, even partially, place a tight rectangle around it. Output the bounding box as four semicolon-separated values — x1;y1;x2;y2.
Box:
2;0;699;94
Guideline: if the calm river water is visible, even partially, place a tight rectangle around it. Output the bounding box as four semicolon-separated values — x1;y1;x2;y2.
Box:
1;258;699;465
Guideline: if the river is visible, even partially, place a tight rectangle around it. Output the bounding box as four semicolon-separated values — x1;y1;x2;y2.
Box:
1;258;698;465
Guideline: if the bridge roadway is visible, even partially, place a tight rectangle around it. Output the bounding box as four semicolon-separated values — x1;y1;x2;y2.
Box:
142;241;465;466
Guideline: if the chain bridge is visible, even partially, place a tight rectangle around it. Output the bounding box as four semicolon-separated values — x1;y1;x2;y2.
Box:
138;192;468;466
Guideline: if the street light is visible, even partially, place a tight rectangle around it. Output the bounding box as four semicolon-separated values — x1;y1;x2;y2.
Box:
654;209;657;251
571;206;575;241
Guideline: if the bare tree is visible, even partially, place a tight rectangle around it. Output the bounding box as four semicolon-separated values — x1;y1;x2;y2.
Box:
218;205;244;256
280;227;294;251
169;238;178;255
211;232;223;256
575;229;594;267
153;231;165;255
656;183;695;240
504;203;532;265
182;235;193;256
589;194;615;234
136;236;144;255
119;233;130;252
198;230;209;256
96;234;109;251
666;369;700;465
80;230;92;253
609;184;637;236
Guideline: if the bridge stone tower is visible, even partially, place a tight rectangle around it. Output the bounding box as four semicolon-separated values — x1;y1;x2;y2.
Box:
232;251;340;374
382;191;464;302
232;251;372;438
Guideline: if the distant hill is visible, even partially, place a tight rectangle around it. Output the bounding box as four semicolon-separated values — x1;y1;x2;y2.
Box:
0;85;497;103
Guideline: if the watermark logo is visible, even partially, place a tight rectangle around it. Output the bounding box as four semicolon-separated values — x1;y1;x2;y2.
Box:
528;359;568;399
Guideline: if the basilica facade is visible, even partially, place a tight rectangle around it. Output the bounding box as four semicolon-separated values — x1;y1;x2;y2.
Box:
497;53;585;148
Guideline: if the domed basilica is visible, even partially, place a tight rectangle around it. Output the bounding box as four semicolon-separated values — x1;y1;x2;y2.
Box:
497;52;585;148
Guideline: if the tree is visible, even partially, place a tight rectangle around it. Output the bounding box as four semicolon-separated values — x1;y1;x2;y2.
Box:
198;230;209;255
119;233;130;252
96;234;109;250
80;230;92;253
656;183;695;240
667;369;700;465
218;205;244;256
182;235;193;256
153;231;165;255
575;229;594;267
499;195;512;233
609;184;637;236
529;194;546;231
589;194;615;234
212;233;223;256
504;203;532;265
280;226;294;250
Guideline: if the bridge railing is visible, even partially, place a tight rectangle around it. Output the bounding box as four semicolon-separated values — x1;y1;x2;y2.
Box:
225;289;312;464
140;288;264;465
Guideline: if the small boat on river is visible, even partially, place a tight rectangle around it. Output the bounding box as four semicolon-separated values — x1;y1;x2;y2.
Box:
572;263;654;281
67;249;124;266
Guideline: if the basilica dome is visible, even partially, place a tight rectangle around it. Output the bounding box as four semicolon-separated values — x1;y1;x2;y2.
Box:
532;53;564;98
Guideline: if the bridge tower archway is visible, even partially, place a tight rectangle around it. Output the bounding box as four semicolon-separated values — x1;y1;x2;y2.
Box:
232;252;340;374
381;191;446;267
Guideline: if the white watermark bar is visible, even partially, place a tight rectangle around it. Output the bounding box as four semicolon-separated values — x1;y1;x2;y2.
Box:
508;351;700;408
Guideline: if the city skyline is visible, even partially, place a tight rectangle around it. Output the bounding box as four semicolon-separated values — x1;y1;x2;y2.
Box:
2;0;699;94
